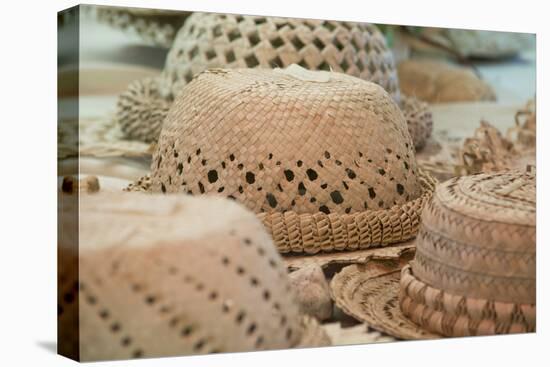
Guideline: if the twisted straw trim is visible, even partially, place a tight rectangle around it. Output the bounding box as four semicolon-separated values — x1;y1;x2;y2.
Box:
399;265;535;337
259;169;436;254
413;229;535;304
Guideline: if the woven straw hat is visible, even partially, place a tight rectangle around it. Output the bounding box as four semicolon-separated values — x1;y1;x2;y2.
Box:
117;12;432;149
331;171;535;339
58;193;329;361
132;66;436;254
95;6;190;48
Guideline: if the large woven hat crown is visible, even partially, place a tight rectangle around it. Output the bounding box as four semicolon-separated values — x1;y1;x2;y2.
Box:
58;193;327;361
146;66;435;253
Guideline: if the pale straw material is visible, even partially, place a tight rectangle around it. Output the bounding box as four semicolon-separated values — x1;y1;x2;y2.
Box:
330;171;536;339
58;193;329;361
116;12;432;148
95;6;190;48
330;256;439;340
402;170;535;337
139;67;436;254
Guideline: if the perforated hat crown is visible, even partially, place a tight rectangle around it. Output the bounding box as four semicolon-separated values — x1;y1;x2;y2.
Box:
145;66;435;253
58;193;328;361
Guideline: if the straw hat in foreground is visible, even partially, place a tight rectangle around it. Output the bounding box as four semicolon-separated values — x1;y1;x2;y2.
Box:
330;170;535;339
58;193;329;361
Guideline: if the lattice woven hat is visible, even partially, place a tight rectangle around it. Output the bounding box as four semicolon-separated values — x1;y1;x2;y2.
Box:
131;66;436;254
96;6;190;48
117;12;432;148
58;193;329;361
331;171;535;339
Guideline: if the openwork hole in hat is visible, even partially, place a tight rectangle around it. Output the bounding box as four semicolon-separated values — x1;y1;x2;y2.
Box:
145;67;436;254
58;193;328;361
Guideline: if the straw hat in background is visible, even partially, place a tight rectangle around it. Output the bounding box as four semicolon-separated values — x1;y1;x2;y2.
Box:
116;13;433;150
95;6;191;48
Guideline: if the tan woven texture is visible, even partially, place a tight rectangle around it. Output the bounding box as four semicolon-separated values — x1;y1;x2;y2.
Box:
117;78;172;143
160;13;399;99
397;60;496;103
58;193;329;361
459;100;536;175
330;255;440;340
400;96;433;150
146;67;435;254
401;171;536;337
96;6;190;48
116;13;432;148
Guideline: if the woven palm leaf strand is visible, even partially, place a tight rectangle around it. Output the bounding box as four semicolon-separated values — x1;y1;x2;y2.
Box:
400;265;535;336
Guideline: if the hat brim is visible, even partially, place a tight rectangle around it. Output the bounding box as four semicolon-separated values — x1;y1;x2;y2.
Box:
58;116;154;160
400;264;536;337
283;240;415;272
126;170;436;254
260;169;437;254
331;260;536;339
329;258;441;340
